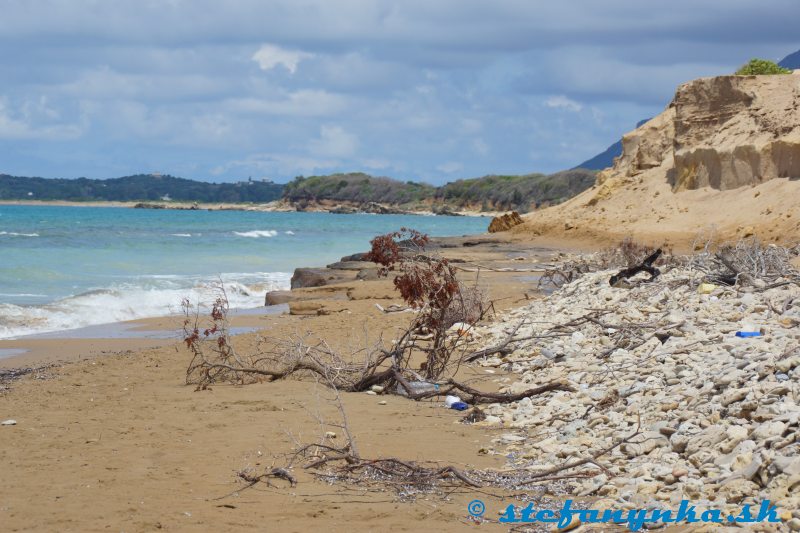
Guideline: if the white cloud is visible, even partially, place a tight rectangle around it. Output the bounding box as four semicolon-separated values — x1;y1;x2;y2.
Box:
225;90;347;117
436;161;463;174
472;138;489;156
361;158;391;170
215;152;341;177
545;95;583;112
252;44;313;74
310;125;359;158
0;97;83;140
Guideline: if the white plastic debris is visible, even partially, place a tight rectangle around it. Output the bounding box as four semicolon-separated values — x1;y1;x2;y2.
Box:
445;395;462;408
2;419;17;426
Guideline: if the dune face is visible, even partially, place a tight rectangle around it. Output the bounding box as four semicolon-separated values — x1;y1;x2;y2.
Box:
672;75;800;191
519;73;800;248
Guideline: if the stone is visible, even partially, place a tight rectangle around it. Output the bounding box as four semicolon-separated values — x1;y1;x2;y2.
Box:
720;388;748;407
290;267;353;289
773;456;800;476
487;211;523;233
288;301;329;316
719;478;759;504
621;432;668;457
325;260;376;271
672;466;689;479
752;420;786;440
685;425;727;456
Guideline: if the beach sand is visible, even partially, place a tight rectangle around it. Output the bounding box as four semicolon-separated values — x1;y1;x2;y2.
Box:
0;239;555;532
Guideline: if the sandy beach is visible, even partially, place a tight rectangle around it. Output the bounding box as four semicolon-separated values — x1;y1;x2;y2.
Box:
0;237;557;532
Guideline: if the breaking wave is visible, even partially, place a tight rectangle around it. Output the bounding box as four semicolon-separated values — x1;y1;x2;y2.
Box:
0;231;39;237
233;230;278;238
0;272;291;339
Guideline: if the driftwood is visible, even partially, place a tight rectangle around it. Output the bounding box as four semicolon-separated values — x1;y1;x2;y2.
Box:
609;249;662;286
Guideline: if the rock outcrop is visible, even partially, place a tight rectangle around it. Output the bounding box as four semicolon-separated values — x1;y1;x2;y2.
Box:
488;211;523;233
290;267;355;289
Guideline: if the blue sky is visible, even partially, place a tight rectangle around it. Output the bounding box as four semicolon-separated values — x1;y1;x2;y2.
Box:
0;0;797;185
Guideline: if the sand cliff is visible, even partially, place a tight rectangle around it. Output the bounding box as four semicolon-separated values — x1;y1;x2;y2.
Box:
517;73;800;248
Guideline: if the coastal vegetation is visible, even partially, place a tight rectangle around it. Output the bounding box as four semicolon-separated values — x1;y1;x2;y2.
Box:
435;169;595;211
283;172;436;206
283;169;596;212
0;173;284;203
735;58;792;75
2;168;597;213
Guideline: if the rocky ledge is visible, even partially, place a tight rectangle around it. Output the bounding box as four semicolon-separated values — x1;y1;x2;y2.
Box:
471;266;800;524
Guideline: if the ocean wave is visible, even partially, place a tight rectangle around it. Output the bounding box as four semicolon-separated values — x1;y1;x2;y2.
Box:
171;233;193;237
0;273;291;340
233;230;278;238
0;231;39;237
285;230;295;235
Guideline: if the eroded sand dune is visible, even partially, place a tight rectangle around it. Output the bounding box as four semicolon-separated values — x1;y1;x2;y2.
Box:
517;73;800;248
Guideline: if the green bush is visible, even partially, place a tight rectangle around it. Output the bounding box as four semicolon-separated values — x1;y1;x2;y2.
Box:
735;58;791;75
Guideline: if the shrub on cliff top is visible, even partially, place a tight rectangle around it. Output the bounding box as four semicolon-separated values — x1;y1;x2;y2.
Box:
735;58;791;75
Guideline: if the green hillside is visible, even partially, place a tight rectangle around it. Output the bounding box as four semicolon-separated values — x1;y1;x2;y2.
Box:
284;169;596;212
0;174;284;203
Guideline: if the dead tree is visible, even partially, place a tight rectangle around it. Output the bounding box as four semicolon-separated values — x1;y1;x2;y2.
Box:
183;228;570;407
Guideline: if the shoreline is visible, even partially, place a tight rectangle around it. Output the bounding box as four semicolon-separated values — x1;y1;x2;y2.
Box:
0;233;535;369
0;234;559;532
0;199;503;218
3;232;798;531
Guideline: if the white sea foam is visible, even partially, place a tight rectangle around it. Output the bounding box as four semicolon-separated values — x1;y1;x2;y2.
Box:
171;233;193;237
285;230;295;235
0;231;39;237
233;230;278;238
0;272;291;340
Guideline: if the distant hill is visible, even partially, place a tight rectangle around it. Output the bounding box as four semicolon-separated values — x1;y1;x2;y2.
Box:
0;174;284;203
574;119;650;171
1;169;597;213
283;172;435;206
779;49;800;69
434;169;595;211
284;170;596;213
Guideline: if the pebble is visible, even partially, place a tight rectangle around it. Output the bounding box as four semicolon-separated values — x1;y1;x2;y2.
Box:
465;265;800;517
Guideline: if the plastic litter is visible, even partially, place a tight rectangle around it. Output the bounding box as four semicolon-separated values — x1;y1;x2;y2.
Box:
736;323;762;337
445;395;469;411
444;395;461;407
399;381;439;396
735;331;762;338
1;419;16;426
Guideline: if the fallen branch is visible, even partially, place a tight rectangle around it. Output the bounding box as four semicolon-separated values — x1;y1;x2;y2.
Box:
517;414;642;483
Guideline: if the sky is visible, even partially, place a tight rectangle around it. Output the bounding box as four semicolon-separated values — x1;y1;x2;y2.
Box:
0;0;797;185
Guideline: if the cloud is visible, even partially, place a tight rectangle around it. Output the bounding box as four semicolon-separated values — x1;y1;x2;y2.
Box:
436;161;463;174
252;44;313;74
472;138;489;156
361;158;391;170
0;97;83;140
545;95;583;112
225;90;348;116
213;152;342;178
310;125;359;158
0;1;798;181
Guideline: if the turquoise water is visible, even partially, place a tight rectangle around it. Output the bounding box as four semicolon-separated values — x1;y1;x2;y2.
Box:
0;205;488;338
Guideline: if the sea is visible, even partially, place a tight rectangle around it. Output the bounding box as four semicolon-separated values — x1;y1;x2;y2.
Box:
0;205;488;339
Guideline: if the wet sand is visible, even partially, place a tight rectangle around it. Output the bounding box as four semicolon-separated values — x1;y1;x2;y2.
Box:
0;238;559;532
